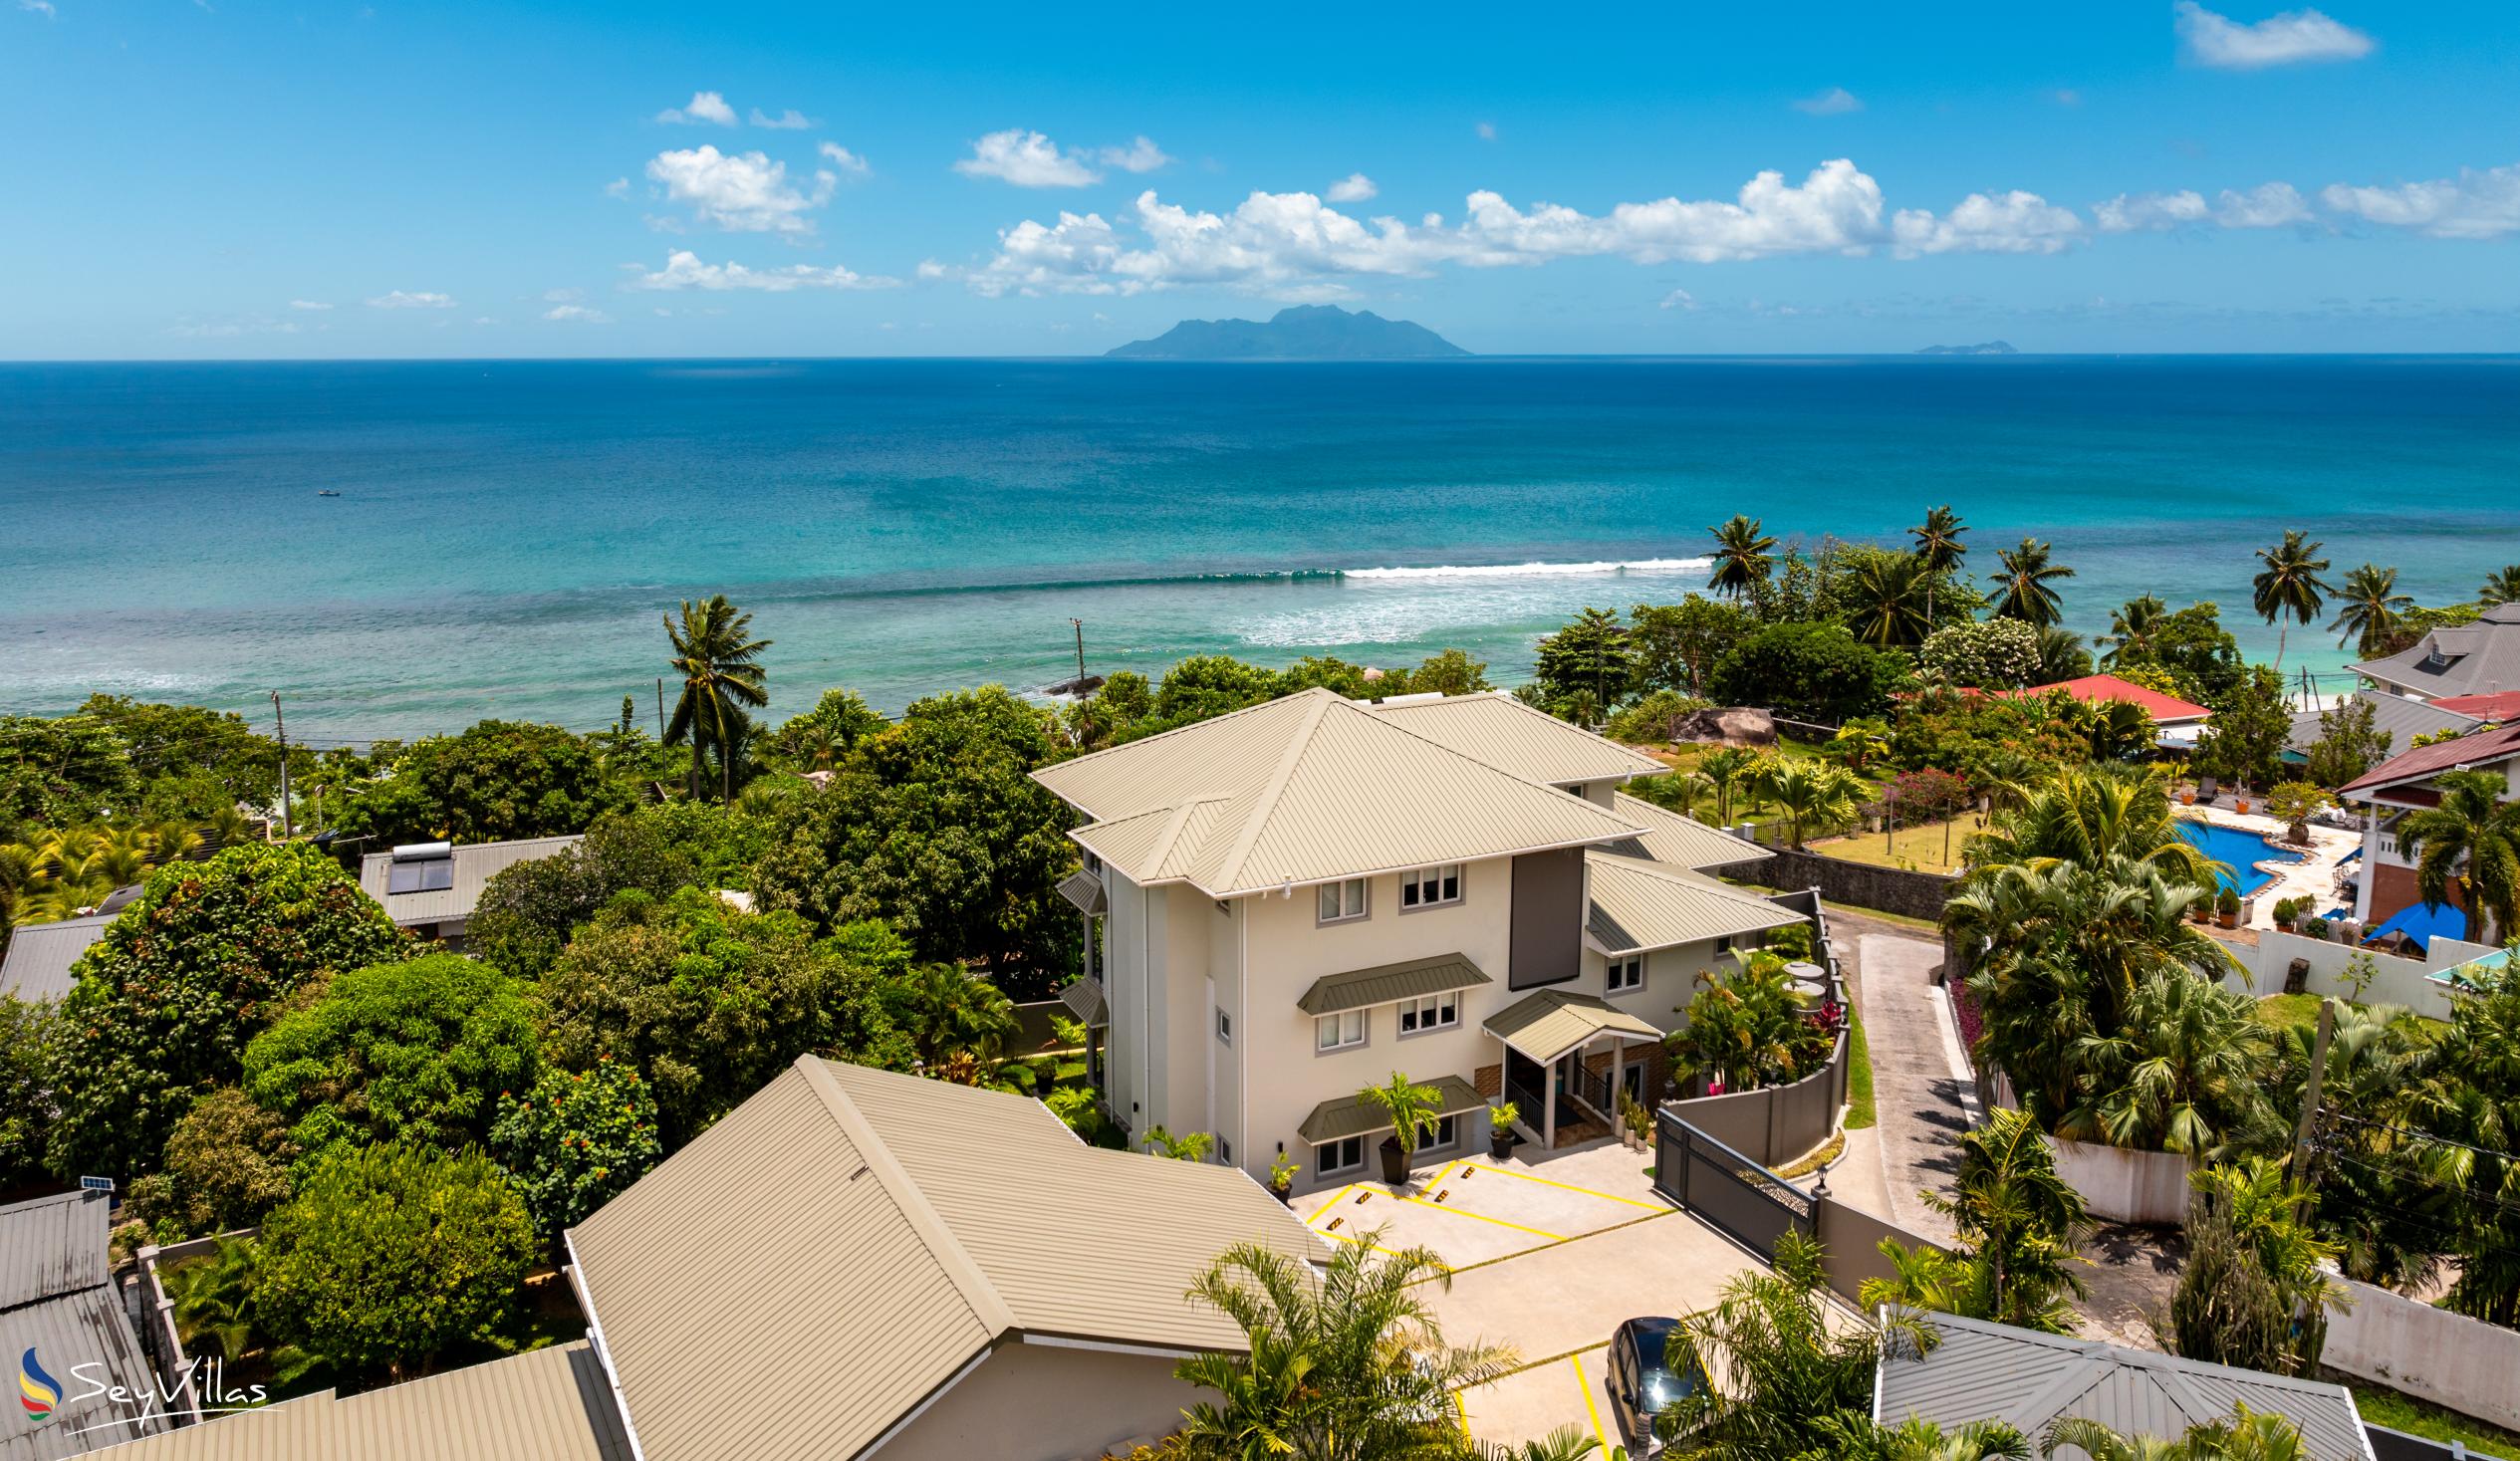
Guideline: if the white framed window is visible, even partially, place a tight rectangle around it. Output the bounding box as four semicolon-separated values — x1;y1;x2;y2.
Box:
1219;1137;1232;1164
1317;878;1369;925
1396;991;1460;1036
1607;954;1644;994
1216;1008;1232;1045
1428;1113;1459;1149
1400;863;1463;910
1713;934;1734;955
1316;1009;1367;1053
1316;1134;1366;1176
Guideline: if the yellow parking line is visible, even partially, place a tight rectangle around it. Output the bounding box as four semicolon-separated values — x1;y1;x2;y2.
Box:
1453;1389;1472;1443
1570;1350;1614;1458
1397;1193;1565;1240
1459;1160;1665;1211
1302;1183;1362;1229
1311;1225;1449;1271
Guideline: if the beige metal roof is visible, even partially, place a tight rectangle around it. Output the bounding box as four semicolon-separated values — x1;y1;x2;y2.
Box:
3;1191;170;1461
1875;1311;2373;1461
1296;954;1492;1016
1362;692;1668;787
1037;689;1644;897
1586;852;1807;956
1601;791;1772;870
1297;1075;1487;1145
0;913;113;1006
88;1341;632;1461
0;1190;109;1312
356;835;582;926
1483;989;1662;1065
1057;975;1108;1027
1055;866;1108;916
567;1055;1319;1461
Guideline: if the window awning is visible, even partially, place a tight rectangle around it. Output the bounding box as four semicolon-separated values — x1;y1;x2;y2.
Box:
1057;867;1108;917
1058;976;1108;1028
1484;989;1661;1066
1296;953;1492;1017
1298;1075;1487;1145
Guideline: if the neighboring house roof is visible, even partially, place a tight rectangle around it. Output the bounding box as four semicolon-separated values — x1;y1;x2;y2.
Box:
1483;988;1661;1065
1036;689;1641;897
2349;603;2520;700
355;835;582;926
1600;791;1771;870
1874;1311;2373;1461
1297;1075;1486;1145
1296;953;1492;1016
0;914;112;1007
2286;690;2480;757
2336;721;2520;801
566;1055;1320;1461
1057;975;1108;1028
1585;852;1807;957
1055;866;1107;916
1;1191;169;1461
2431;688;2520;721
88;1341;630;1461
2002;673;2212;724
1360;691;1669;787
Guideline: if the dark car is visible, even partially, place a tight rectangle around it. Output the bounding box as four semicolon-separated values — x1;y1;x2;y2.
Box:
1605;1316;1709;1455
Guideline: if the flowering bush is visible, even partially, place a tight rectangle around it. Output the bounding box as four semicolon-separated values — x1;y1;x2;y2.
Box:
1916;617;2042;690
1888;767;1973;822
491;1057;662;1240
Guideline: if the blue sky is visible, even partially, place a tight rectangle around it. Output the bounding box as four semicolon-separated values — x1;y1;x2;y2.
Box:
8;1;2518;357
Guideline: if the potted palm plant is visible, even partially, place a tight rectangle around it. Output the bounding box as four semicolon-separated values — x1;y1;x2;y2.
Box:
1266;1150;1298;1205
1359;1072;1443;1188
1487;1100;1519;1161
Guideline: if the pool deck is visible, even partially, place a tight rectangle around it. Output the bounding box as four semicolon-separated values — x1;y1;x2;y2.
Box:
2177;806;2359;932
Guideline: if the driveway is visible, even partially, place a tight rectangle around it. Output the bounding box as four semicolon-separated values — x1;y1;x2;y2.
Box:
1845;928;1973;1243
1291;1138;1667;1271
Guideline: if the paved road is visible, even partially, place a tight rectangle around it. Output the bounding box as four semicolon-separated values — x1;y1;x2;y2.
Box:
1843;925;1971;1243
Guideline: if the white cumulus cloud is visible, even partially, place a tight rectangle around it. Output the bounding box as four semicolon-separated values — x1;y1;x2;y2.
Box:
1326;173;1379;203
1792;87;1863;116
1098;136;1173;173
656;90;739;126
2095;181;2308;231
629;250;899;292
819;140;872;175
1890;190;2084;255
955;129;1104;187
750;108;814;129
604;177;631;199
645;145;835;235
366;290;455;309
288;299;334;311
544;305;613;323
1658;288;1700;312
21;0;58;18
2321;162;2520;239
2174;2;2374;69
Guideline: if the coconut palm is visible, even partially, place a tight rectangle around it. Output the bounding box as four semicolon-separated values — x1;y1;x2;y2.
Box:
662;594;772;803
2394;768;2520;944
2325;563;2412;658
2479;564;2520;608
1988;538;2075;628
1911;504;1970;630
2095;594;2168;667
1706;515;1779;600
2250;530;2333;671
1963;765;2215;887
1844;553;1935;649
1175;1232;1515;1461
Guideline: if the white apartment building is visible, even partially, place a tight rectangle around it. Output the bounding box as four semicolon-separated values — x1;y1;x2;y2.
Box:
1034;688;1807;1195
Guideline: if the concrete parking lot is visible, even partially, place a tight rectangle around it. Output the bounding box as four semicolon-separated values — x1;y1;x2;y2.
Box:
1292;1144;1667;1270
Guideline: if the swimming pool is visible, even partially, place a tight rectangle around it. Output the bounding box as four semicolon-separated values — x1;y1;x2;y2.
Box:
2174;822;2305;897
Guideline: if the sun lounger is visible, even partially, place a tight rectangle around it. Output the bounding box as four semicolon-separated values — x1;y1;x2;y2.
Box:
2195;776;2219;803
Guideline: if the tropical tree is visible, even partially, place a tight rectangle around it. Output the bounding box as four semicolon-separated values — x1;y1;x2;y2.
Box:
1533;608;1634;713
2394;769;2520;945
1359;1071;1445;1173
1911;505;1970;629
663;594;773;802
2042;1405;2311;1461
1665;953;1833;1093
1480;1428;1603;1461
1707;515;1780;600
1916;618;2043;691
2067;973;2273;1158
2398;961;2520;1325
1825;718;1891;774
881;961;1022;1067
2095;595;2168;667
2325;564;2413;659
125;1087;299;1238
1173;1233;1515;1461
1696;747;1756;826
1842;553;1935;649
1866;1107;2088;1334
1762;759;1868;849
1142;1125;1214;1161
160;1235;268;1364
2250;531;2333;671
2180;1159;2348;1375
490;1056;662;1242
2478;564;2520;608
1988;538;2075;628
1962;765;2215;886
1823;1416;2031;1461
328;720;634;847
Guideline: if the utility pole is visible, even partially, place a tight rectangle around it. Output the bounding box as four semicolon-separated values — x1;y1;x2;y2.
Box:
654;677;666;740
2289;996;2337;1225
269;691;293;840
1071;618;1088;693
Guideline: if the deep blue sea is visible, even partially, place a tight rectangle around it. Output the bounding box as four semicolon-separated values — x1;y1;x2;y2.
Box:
3;357;2516;741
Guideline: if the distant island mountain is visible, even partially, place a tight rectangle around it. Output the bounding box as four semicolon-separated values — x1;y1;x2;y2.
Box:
1107;305;1468;360
1914;341;2018;356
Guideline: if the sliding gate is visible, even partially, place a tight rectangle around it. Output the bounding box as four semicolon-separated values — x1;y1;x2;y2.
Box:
1651;1110;1815;1262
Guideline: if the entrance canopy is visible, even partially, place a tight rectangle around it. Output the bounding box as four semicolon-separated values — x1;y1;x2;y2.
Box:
1484;989;1660;1066
1298;1076;1486;1145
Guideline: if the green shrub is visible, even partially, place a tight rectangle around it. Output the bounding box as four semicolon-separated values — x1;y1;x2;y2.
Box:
126;1088;300;1238
490;1057;663;1241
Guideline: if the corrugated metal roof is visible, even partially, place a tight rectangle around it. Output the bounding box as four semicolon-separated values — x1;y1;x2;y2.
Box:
1586;852;1806;956
2286;690;2479;757
1054;867;1107;916
1296;954;1492;1016
1482;989;1662;1065
1041;690;1644;897
1296;1075;1486;1145
0;1191;110;1313
1874;1312;2374;1461
1600;793;1772;871
1057;976;1107;1027
1361;692;1668;786
0;915;113;1006
355;835;582;926
567;1056;1319;1461
2349;603;2520;700
2338;721;2520;800
3;1288;170;1461
88;1341;631;1461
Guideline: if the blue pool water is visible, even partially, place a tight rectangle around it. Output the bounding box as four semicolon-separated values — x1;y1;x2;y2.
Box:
2175;822;2305;897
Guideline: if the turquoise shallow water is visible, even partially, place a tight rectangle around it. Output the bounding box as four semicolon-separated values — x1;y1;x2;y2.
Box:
1;357;2515;740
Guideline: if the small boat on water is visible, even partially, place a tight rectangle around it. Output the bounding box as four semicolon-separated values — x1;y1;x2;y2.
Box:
316;489;342;497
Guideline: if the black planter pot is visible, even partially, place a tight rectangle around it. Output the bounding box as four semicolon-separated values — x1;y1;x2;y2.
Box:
1378;1136;1408;1186
1271;1185;1292;1207
1489;1127;1514;1161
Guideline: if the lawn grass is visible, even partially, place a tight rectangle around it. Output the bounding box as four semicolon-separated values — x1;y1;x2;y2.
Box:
1807;816;1977;876
1846;1010;1877;1130
2344;1376;2520;1460
2253;992;2323;1035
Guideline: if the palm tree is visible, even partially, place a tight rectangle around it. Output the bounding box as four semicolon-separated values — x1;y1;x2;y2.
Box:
1844;554;1935;649
2325;563;2412;658
2068;973;2272;1158
883;963;1022;1066
1964;766;2216;887
2479;564;2520;608
1824;1415;2033;1461
2096;594;2167;667
1988;538;2075;628
1697;747;1756;826
1868;1107;2089;1333
2250;530;2333;671
1142;1125;1214;1161
1175;1233;1515;1461
1912;505;1970;630
1359;1072;1444;1180
662;595;772;802
1706;515;1779;600
1480;1429;1602;1461
2394;768;2520;944
2042;1405;2310;1461
1825;718;1890;774
161;1235;264;1362
1763;760;1867;849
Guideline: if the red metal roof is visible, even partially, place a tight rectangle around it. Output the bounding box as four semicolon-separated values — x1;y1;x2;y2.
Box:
2431;690;2520;721
2338;720;2520;799
2000;673;2212;723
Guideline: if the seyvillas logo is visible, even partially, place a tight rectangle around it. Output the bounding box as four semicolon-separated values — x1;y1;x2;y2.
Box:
18;1347;61;1423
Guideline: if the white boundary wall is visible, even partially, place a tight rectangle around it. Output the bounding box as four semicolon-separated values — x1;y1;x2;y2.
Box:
2323;1271;2520;1434
2217;929;2501;1023
2045;1135;2195;1225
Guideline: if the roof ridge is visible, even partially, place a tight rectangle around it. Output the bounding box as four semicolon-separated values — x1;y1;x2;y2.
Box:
1367;690;1668;778
794;1056;1017;1340
1203;691;1341;892
1039;686;1339;779
1326;696;1652;827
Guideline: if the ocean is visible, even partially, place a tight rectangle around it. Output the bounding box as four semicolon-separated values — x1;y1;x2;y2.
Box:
3;356;2516;742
